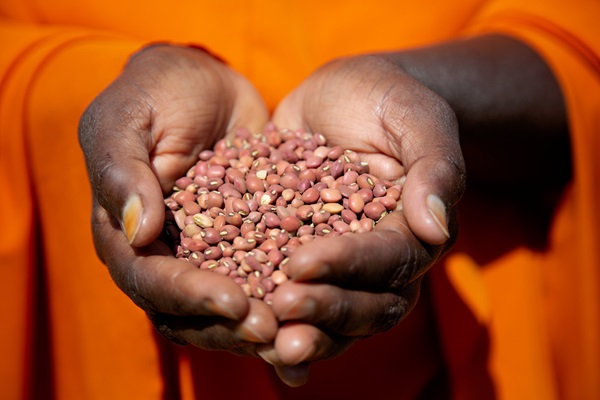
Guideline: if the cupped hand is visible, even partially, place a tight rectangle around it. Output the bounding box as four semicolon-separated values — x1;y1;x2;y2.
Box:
266;54;466;385
78;44;275;354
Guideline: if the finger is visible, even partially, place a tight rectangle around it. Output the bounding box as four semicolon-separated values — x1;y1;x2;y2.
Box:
274;364;311;388
149;297;278;351
271;278;421;336
226;72;270;134
400;150;464;245
283;211;440;288
273;322;358;366
256;343;312;386
270;89;307;132
92;204;250;320
381;88;466;245
79;92;173;247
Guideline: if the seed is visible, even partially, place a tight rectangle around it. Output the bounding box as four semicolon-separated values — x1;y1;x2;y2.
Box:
301;187;320;204
183;201;201;216
213;214;227;230
193;213;213;228
348;193;365;213
280;215;302;233
255;169;268;180
233;236;256;251
173;190;195;206
271;270;288;285
164;126;401;303
320;188;342;203
378;195;398;211
312;209;331;225
263;212;281;229
207;191;224;209
201;228;222;245
204;246;223;260
363;202;387;220
322;203;344;214
220;225;241;241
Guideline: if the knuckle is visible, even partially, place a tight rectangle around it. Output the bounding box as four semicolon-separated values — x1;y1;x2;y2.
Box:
372;295;411;333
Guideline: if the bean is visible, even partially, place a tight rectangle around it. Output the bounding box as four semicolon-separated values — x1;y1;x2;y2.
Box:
322;203;344;214
312;210;331;225
320;188;342;203
201;228;222;245
357;188;374;203
280;215;302;233
263;212;281;229
204;246;223;261
193;213;213;228
363;202;387;220
173;190;195;206
301;187;320;204
165;127;401;303
213;214;227;231
233;236;256;251
220;225;241;241
378;195;398;211
348;193;365;213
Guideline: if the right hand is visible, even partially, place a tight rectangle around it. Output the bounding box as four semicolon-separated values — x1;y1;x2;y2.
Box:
78;43;276;355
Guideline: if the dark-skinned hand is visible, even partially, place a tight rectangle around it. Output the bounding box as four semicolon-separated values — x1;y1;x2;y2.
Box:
261;54;466;386
78;44;276;356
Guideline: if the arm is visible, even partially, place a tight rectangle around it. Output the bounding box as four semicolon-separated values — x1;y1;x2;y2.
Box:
391;34;570;189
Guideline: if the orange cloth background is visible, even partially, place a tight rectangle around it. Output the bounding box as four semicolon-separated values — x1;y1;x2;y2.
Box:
1;1;598;399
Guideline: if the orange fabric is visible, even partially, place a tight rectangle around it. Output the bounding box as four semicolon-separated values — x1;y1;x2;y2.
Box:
1;1;598;399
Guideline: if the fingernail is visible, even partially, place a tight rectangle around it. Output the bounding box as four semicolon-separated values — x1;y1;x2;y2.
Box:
123;194;143;244
205;299;241;320
275;364;311;387
426;194;450;240
236;324;269;343
256;345;279;365
293;261;330;281
279;298;317;321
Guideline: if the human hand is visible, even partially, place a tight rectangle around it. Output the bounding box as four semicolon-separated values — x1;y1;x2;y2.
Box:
78;44;276;354
264;54;465;385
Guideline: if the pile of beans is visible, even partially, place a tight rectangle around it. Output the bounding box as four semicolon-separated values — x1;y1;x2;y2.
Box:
163;124;402;304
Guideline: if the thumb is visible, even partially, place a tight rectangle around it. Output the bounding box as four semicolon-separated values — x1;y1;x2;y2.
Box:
116;160;166;247
400;153;464;245
79;102;167;248
92;152;166;248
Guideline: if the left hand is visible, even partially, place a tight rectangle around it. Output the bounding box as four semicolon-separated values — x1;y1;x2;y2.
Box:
262;54;466;386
